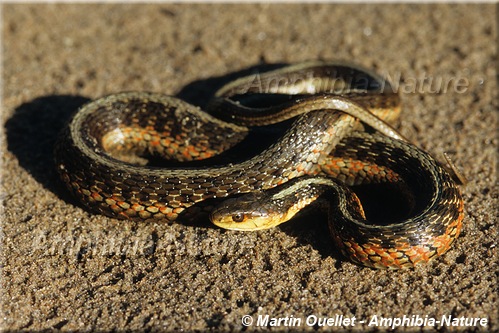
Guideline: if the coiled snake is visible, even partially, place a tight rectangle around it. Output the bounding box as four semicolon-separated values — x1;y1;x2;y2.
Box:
54;61;464;269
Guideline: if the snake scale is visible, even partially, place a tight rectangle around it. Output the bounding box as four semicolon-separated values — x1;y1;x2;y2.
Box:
54;61;464;269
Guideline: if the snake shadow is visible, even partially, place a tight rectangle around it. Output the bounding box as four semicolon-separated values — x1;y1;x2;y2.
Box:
279;211;345;265
176;62;287;107
5;95;91;203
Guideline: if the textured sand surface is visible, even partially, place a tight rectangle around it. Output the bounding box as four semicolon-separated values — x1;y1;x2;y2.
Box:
1;4;497;332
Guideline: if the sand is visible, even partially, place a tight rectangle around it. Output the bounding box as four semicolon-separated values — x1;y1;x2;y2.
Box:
1;3;497;332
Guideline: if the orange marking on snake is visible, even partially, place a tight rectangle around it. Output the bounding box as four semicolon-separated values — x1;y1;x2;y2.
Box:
91;192;103;201
182;149;191;159
131;203;144;211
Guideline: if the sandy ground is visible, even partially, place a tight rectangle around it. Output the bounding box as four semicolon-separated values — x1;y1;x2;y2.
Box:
1;3;497;332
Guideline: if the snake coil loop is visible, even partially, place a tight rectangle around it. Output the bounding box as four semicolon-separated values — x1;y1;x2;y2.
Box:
55;61;464;269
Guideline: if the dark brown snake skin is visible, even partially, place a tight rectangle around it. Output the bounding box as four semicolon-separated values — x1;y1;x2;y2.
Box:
54;61;464;269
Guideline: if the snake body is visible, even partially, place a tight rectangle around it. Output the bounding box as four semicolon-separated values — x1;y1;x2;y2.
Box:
54;61;464;269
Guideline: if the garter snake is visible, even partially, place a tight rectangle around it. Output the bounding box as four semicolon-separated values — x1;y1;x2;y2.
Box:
54;61;464;269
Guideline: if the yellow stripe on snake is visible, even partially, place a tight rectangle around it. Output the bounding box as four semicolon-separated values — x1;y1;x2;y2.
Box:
54;61;464;269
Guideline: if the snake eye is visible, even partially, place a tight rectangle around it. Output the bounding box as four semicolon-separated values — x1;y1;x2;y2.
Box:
232;213;245;223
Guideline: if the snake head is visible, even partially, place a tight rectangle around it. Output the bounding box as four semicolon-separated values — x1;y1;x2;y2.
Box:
210;192;283;231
